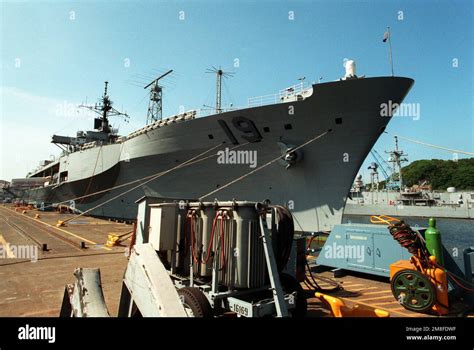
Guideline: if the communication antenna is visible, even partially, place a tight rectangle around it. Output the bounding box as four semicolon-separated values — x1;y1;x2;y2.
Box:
144;69;173;124
78;81;129;134
206;66;234;114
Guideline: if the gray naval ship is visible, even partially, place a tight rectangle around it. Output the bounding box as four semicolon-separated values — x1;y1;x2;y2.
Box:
22;62;414;232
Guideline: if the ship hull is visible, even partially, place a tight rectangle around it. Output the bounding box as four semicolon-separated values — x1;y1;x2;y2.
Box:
24;77;414;232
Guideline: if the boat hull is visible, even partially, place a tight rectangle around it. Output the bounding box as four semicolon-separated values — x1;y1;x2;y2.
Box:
24;77;414;232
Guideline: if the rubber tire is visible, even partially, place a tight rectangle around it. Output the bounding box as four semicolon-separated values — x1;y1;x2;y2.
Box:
280;273;307;318
177;287;214;318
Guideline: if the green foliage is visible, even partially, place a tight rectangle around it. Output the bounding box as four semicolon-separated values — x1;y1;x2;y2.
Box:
401;158;474;190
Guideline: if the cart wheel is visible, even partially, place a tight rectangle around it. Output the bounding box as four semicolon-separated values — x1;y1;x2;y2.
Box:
280;273;307;318
391;269;436;313
177;287;213;318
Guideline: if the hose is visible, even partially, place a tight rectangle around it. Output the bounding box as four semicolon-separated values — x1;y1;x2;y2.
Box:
388;221;421;254
446;271;474;292
304;260;342;293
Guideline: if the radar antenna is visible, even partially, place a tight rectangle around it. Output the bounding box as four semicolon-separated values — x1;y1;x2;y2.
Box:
144;69;173;124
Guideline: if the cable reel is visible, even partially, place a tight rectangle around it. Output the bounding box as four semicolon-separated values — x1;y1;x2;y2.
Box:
390;269;436;313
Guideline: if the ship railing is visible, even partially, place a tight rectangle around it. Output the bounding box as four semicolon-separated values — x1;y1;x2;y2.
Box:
81;141;98;150
198;106;242;116
126;110;197;140
247;82;311;107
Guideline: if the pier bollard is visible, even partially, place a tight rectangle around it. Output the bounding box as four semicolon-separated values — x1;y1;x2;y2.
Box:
42;243;48;252
105;234;119;247
80;242;86;249
56;220;66;227
34;214;40;219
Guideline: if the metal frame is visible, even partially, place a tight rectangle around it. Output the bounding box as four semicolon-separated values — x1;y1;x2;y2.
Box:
117;244;187;317
258;208;289;317
61;204;298;318
60;268;110;317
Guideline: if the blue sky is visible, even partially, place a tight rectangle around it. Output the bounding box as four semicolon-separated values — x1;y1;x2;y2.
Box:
1;0;472;182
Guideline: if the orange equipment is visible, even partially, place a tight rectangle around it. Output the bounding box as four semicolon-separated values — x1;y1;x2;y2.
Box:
315;292;390;317
390;254;449;316
370;215;450;315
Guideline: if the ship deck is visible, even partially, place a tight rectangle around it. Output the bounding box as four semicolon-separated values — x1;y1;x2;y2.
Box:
0;204;454;318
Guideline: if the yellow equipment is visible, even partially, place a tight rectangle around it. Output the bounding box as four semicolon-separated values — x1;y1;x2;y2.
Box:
105;230;134;247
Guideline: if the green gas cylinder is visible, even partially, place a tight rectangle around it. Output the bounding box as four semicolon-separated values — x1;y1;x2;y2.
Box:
425;218;444;266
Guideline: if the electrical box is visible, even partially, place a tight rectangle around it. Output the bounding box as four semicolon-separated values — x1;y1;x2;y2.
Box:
148;204;178;251
135;196;165;245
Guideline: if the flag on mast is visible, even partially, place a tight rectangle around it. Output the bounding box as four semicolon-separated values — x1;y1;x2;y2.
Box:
383;27;394;76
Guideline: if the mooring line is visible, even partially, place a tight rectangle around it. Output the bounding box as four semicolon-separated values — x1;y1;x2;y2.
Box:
199;129;332;200
61;141;251;223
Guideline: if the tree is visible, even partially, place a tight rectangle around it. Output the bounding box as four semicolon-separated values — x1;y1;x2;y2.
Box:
400;158;474;190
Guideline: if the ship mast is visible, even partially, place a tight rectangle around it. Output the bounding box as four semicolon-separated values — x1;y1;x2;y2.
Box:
144;69;173;124
206;66;234;114
79;81;129;134
52;82;129;152
216;69;222;113
386;136;408;192
101;81;111;132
